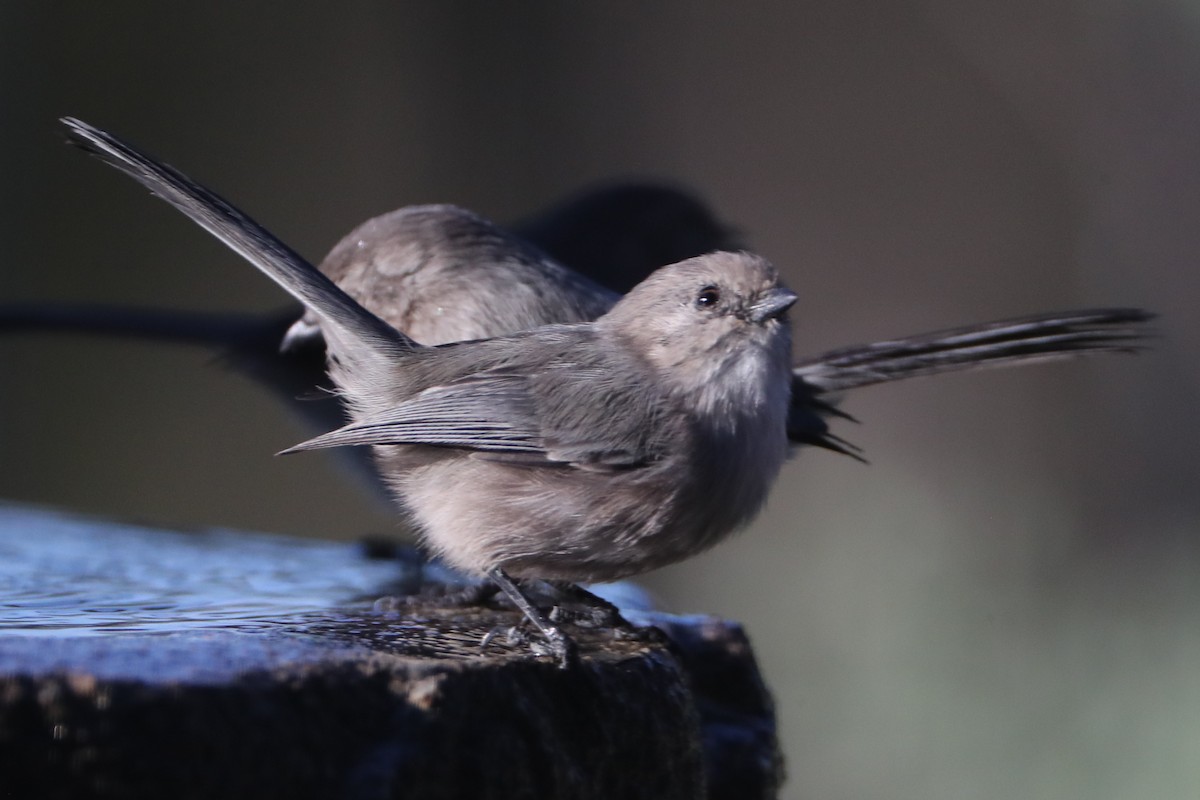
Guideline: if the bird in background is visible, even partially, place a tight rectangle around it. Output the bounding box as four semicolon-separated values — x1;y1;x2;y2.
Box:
0;135;1151;466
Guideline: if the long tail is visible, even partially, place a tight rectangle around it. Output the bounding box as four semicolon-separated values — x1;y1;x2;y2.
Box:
793;308;1154;394
786;308;1154;460
59;117;414;367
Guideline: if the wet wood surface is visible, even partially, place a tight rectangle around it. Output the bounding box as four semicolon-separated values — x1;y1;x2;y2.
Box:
0;503;781;799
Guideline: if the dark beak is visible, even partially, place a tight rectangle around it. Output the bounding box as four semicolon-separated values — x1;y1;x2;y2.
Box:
750;287;797;323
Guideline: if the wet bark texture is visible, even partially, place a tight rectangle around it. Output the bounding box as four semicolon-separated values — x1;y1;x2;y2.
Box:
0;504;782;799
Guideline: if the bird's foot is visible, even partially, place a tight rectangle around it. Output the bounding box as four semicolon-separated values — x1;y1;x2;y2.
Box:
486;568;581;669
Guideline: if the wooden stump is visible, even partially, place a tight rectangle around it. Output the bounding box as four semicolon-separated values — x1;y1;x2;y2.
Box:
0;503;782;799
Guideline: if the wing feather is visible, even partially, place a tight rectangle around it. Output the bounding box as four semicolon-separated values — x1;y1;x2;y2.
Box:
280;375;544;454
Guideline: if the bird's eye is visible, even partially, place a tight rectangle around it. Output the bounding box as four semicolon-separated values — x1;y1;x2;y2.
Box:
695;286;721;308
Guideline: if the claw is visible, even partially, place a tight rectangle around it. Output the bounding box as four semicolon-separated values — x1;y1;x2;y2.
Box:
480;624;525;653
538;626;580;669
487;567;581;669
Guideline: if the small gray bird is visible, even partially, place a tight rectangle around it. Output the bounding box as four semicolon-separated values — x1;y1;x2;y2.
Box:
297;251;793;586
61;118;797;665
280;203;618;352
0;178;1149;461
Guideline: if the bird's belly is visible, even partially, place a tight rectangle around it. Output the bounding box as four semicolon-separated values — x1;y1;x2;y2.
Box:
393;456;758;583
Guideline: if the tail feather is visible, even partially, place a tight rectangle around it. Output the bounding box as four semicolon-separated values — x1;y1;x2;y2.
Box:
59;117;414;365
793;308;1154;394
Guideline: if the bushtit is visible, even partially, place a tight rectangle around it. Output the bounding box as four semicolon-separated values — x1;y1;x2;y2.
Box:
278;202;618;352
1;190;1149;463
62;118;799;665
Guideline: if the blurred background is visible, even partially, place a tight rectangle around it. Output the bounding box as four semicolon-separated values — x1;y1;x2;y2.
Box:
1;3;1197;797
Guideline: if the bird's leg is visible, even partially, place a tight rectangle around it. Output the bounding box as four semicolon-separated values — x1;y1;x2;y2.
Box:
486;567;579;669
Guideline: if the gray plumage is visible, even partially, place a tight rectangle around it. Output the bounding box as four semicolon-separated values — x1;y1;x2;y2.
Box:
1;167;1151;461
320;255;794;582
272;207;1152;459
281;204;618;350
62;117;796;586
